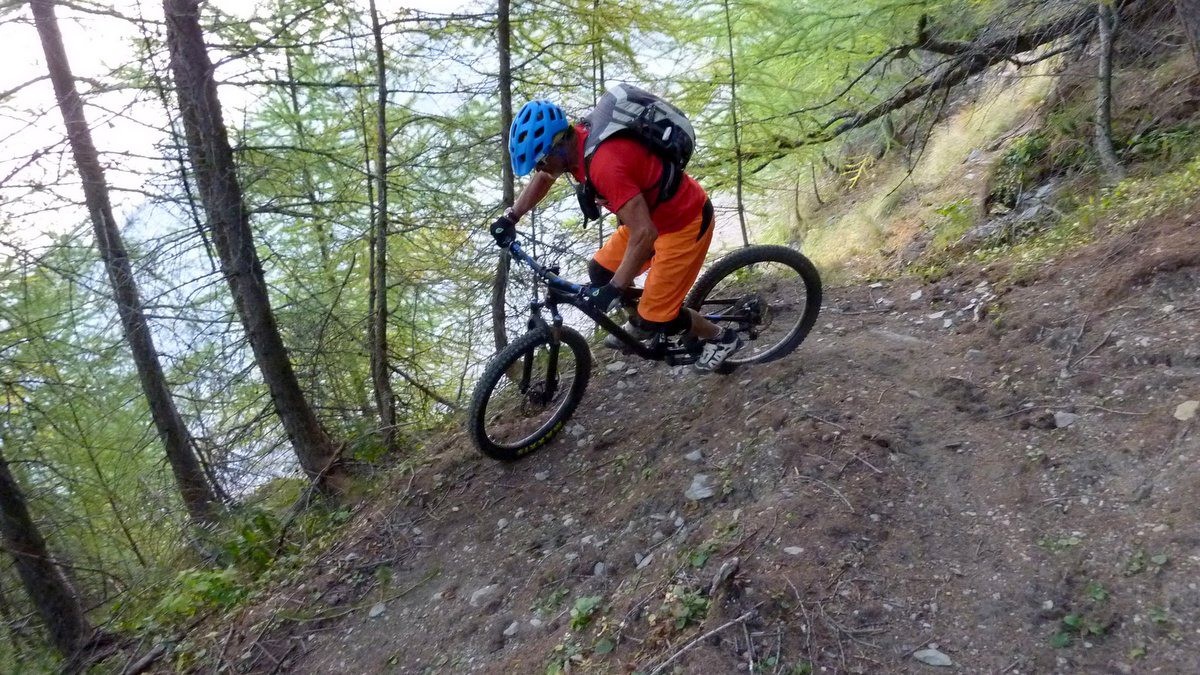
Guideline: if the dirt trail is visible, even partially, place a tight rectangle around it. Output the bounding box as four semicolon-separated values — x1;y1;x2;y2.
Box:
222;212;1199;674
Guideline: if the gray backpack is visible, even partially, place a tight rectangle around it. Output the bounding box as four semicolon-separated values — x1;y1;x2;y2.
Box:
576;84;696;220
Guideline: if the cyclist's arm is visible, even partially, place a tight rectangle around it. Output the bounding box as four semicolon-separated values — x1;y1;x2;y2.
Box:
508;170;556;221
610;193;657;288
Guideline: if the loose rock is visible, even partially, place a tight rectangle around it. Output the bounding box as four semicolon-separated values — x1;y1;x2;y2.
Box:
1053;411;1079;428
913;648;953;667
685;474;716;500
368;602;386;619
605;361;627;373
1174;400;1198;421
685;450;703;462
469;585;499;608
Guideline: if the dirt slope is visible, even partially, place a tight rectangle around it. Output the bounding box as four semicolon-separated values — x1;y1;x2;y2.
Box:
215;208;1199;674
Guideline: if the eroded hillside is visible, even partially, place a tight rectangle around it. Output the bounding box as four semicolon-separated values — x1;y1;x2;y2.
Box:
193;199;1200;674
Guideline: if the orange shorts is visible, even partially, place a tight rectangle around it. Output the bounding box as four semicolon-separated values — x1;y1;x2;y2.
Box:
592;201;714;323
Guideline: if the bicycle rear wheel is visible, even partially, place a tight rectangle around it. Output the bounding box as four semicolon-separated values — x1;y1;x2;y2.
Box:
685;245;821;370
467;326;592;461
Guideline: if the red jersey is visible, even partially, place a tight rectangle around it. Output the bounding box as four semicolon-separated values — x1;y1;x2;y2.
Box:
570;125;707;235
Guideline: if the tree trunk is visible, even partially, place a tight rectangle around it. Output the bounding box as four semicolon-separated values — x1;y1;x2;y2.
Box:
0;448;92;659
491;0;514;352
1096;1;1125;181
1176;0;1200;70
723;0;751;247
367;0;398;451
162;0;346;491
591;0;606;251
30;0;220;525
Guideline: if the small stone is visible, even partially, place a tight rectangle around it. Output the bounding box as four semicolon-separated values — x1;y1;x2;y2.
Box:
927;310;946;319
1174;400;1198;421
910;290;923;301
637;553;654;570
1042;600;1054;610
869;282;884;289
368;602;386;618
965;349;986;362
674;516;684;528
605;361;627;373
535;471;550;481
530;618;544;628
1053;411;1079;428
625;368;638;376
685;474;716;500
469;585;499;608
568;424;585;438
565;552;579;561
497;518;509;530
685;450;703;462
503;621;519;637
784;546;804;555
593;562;607;577
913;648;953;667
942;318;953;329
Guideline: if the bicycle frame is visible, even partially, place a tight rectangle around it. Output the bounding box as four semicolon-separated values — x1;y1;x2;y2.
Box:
505;240;757;365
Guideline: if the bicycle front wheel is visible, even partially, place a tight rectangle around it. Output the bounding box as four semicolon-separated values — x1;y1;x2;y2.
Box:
685;245;822;369
467;326;592;461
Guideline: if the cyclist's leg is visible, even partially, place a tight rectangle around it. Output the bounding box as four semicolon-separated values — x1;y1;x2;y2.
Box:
591;224;651;284
636;202;715;334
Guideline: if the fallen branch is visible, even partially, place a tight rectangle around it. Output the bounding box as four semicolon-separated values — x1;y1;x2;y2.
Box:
120;644;165;675
646;605;762;675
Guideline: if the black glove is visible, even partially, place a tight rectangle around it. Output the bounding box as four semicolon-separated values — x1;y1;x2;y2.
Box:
490;212;517;247
580;283;622;313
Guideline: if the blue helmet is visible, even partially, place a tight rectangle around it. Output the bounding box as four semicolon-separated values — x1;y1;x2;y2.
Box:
509;100;569;176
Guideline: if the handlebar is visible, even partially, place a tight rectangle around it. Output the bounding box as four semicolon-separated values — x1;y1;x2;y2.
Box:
506;240;583;296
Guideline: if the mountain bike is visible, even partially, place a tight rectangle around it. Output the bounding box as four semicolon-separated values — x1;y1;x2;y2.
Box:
467;238;821;461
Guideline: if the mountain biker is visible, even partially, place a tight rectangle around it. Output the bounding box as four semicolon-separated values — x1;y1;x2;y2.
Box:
489;99;742;372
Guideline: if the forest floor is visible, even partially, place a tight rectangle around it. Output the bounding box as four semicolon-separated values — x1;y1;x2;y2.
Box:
205;202;1199;674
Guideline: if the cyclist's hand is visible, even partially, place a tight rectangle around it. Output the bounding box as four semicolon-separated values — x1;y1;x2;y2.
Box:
580;283;622;313
490;212;517;247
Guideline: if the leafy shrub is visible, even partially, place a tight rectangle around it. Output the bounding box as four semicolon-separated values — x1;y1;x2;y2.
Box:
152;567;246;624
570;596;602;631
931;198;975;249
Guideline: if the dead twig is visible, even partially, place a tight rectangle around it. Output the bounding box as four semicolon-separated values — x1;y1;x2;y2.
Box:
1061;313;1089;370
794;468;855;513
745;393;792;422
1069;327;1115;369
803;413;847;431
838;448;883;474
646;605;762;675
1074;403;1150;416
744;622;757;674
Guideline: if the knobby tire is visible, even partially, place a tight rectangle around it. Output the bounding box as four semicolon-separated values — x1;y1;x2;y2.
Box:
468;326;592;461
